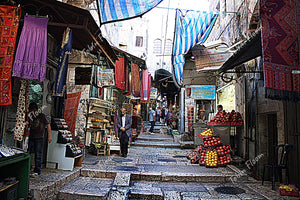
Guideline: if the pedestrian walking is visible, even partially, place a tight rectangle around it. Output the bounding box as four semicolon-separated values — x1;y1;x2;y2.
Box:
161;107;165;123
117;108;132;158
156;107;161;122
149;107;156;134
28;102;52;177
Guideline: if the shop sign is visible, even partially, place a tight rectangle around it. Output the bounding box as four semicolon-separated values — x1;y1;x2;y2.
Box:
186;85;216;100
150;88;157;99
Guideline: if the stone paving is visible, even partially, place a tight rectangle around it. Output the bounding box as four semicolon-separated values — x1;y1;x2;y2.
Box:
28;128;300;199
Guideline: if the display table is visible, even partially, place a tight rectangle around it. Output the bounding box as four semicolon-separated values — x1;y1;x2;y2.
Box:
0;152;30;199
47;130;82;171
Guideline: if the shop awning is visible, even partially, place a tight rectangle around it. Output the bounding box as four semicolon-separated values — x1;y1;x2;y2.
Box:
216;29;262;74
17;0;118;66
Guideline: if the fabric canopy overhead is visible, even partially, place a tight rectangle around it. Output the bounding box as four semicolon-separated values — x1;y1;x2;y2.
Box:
172;9;218;87
260;0;300;101
99;0;163;24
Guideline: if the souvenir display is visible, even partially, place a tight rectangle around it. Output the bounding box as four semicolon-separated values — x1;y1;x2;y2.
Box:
0;145;15;157
65;144;82;157
57;130;73;144
51;118;69;130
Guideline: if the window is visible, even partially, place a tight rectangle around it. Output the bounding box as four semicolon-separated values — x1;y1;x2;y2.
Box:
164;39;172;54
135;36;143;47
153;39;162;54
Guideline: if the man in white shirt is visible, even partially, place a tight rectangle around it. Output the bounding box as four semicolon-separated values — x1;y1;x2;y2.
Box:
117;108;132;157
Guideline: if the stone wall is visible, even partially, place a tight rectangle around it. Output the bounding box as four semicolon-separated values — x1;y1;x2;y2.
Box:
66;50;95;139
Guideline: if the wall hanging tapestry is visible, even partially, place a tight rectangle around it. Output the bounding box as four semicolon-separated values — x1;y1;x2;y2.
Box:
53;27;73;96
14;79;29;141
64;91;81;136
75;67;92;85
115;57;125;90
141;69;150;101
0;5;21;105
97;68;115;87
260;0;300;101
131;63;140;97
12;15;48;82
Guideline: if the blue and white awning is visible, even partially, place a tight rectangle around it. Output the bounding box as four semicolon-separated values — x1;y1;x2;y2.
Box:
172;9;218;87
99;0;163;24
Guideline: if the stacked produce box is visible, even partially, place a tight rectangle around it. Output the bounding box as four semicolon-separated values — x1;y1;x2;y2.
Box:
208;110;243;126
187;129;232;168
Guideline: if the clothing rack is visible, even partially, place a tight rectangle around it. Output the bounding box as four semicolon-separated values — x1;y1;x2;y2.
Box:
25;13;48;18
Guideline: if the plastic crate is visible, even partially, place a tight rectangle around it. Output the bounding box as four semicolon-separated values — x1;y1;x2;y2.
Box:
279;184;299;197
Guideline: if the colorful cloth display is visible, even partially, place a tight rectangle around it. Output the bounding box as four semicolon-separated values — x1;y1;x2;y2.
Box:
12;16;48;82
53;27;73;96
115;57;125;90
0;5;21;105
131;63;140;97
260;0;300;101
141;69;150;101
14;79;29;141
64;92;81;136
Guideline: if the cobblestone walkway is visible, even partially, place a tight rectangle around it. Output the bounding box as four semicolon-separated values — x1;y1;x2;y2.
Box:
28;129;299;199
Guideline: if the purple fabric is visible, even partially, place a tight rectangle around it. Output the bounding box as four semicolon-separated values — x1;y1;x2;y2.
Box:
12;16;48;82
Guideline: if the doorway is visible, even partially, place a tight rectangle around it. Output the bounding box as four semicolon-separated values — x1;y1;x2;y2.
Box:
267;114;278;164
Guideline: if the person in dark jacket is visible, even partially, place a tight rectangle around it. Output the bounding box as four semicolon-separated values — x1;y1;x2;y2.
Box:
28;102;52;176
117;108;132;157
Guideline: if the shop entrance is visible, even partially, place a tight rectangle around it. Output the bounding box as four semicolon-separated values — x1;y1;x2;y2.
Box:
267;114;278;165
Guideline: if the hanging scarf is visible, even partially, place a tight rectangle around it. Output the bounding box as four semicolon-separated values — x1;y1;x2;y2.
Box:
131;63;140;97
53;27;73;96
115;57;125;90
14;79;29;141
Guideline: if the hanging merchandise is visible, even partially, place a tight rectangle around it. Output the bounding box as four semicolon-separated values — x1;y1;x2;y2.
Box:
53;27;73;96
0;5;21;105
64;92;81;136
260;0;300;101
14;79;29;141
131;63;140;97
115;57;125;90
12;15;48;82
141;69;150;101
97;68;115;87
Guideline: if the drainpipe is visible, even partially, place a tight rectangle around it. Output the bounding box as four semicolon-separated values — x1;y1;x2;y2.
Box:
179;87;185;133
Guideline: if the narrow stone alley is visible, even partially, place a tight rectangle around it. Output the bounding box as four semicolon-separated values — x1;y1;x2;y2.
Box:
27;124;298;200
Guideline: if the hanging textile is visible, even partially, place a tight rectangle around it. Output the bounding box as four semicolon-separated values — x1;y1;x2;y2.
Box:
141;69;150;101
0;5;21;105
147;73;151;101
14;79;29;141
131;63;140;97
75;67;92;85
12;16;48;82
98;68;115;87
99;0;163;24
260;0;300;101
53;27;73;96
172;9;218;87
115;57;125;90
64;92;81;136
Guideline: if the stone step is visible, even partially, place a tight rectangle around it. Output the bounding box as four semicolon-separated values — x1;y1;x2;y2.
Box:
129;187;164;200
28;168;81;200
136;134;174;142
57;177;113;200
132;141;181;148
81;164;248;183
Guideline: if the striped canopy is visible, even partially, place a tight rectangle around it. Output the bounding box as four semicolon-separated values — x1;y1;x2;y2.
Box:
99;0;163;24
172;9;218;87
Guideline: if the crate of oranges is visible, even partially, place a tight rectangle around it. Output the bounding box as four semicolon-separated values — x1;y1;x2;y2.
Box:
205;150;218;167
